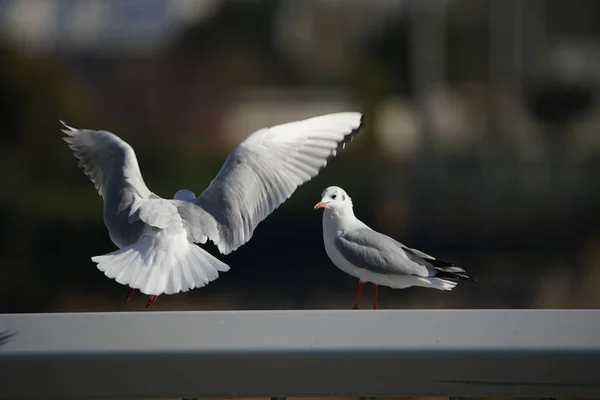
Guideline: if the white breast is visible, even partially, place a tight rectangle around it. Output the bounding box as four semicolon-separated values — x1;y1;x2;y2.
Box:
321;211;363;279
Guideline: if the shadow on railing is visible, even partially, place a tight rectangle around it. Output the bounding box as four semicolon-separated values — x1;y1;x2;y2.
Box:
0;330;16;348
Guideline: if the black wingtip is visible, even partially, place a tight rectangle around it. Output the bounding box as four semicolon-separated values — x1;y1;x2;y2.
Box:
435;268;478;283
356;112;366;136
329;112;366;159
432;260;477;282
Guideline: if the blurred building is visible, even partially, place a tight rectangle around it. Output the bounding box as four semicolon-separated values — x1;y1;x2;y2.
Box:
0;0;223;54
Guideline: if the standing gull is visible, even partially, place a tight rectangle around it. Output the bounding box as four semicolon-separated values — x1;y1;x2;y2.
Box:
62;113;364;307
314;186;475;309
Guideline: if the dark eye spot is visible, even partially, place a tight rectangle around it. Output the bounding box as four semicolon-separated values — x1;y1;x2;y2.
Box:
331;194;337;199
342;194;346;200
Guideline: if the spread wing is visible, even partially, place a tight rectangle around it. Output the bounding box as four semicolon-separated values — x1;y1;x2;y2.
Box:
61;121;152;247
180;112;364;254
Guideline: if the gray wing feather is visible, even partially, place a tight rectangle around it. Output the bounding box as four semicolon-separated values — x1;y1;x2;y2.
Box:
335;229;435;277
404;246;436;260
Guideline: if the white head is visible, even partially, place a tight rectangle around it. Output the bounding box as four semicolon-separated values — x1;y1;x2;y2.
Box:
174;189;196;201
313;186;353;212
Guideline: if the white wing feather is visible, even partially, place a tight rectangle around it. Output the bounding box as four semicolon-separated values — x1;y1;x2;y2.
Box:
61;121;151;201
62;112;363;295
61;121;228;296
183;112;364;254
61;121;152;248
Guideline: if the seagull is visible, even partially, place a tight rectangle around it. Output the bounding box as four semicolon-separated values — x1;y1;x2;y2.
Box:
314;186;475;309
61;112;364;307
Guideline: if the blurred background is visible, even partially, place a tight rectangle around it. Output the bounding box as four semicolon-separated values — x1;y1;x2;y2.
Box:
1;0;600;312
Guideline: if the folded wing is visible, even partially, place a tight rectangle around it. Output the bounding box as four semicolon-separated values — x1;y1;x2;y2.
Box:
336;228;435;277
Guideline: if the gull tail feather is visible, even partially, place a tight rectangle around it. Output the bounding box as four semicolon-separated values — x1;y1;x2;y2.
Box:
416;277;458;291
91;235;230;296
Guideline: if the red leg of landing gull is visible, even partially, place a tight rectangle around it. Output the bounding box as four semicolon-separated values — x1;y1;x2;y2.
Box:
352;281;364;309
125;288;135;303
146;295;158;307
373;284;378;310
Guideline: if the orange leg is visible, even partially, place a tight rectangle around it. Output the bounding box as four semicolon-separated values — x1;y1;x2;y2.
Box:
352;281;364;309
125;288;135;303
146;295;158;307
373;284;378;310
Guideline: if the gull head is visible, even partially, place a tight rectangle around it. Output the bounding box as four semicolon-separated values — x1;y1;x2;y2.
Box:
313;186;352;211
174;189;196;201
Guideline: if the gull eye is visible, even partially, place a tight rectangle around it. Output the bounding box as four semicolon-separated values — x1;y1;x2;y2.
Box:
331;194;337;199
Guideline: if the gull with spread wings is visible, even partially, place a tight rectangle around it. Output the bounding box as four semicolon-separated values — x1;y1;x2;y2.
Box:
62;113;364;306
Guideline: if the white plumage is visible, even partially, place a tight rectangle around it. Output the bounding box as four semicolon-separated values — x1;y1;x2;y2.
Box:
314;186;475;309
62;113;363;306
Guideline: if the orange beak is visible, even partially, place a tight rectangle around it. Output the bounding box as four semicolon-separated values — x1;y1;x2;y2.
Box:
313;201;328;210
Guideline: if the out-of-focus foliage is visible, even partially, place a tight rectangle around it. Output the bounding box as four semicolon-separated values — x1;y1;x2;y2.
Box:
1;0;600;312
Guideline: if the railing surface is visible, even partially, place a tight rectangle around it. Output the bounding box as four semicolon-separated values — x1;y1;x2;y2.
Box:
0;310;599;399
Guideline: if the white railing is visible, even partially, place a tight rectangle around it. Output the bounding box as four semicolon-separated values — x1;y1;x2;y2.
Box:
0;310;599;399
